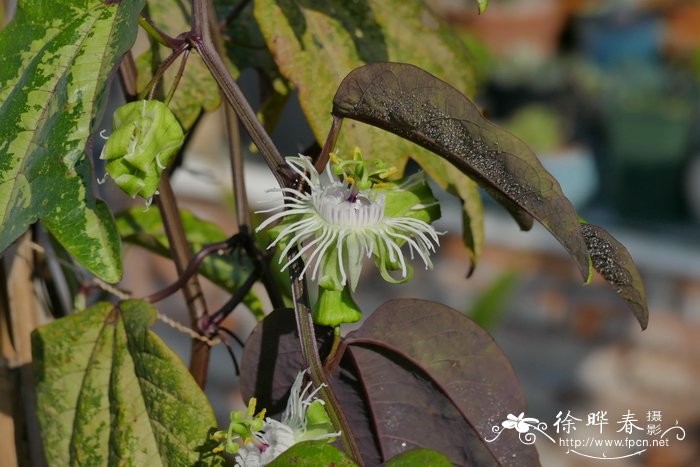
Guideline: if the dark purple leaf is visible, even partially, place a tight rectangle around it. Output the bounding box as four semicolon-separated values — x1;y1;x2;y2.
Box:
339;299;539;466
330;355;384;466
580;223;648;329
332;62;588;279
345;343;499;466
239;308;334;415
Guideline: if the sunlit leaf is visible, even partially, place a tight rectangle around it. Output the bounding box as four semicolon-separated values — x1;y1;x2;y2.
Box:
116;207;264;318
0;0;144;282
580;222;648;329
253;0;484;267
332;62;589;279
340;299;539;466
476;0;489;14
137;0;221;130
267;440;357;466
32;300;223;466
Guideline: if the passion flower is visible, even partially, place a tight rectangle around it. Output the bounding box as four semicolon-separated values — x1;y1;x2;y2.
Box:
256;151;441;325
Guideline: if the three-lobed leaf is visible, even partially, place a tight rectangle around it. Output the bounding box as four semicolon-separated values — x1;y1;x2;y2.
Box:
0;0;145;282
32;299;223;466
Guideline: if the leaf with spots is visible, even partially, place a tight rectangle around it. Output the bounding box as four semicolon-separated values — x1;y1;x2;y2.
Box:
332;62;589;279
31;299;224;466
116;206;264;318
253;0;485;270
580;222;648;329
337;299;539;466
0;0;144;282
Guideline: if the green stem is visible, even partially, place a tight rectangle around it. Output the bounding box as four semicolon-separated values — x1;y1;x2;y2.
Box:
139;43;190;101
323;326;342;372
138;14;183;49
164;48;191;106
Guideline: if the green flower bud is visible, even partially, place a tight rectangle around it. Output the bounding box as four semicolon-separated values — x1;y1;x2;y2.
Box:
101;100;184;199
312;285;362;326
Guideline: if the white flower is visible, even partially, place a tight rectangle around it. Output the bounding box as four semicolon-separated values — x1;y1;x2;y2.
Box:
256;155;441;290
502;413;540;433
232;371;339;466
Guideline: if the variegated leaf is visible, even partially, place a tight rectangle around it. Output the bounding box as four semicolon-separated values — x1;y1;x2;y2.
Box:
0;0;144;282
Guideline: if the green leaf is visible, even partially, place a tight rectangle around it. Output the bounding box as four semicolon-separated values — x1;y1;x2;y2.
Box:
267;440;357;466
116;207;264;319
31;300;224;466
580;222;649;329
332;62;590;280
384;448;453;466
253;0;484;267
0;0;144;282
137;0;221;130
468;271;520;329
476;0;489;14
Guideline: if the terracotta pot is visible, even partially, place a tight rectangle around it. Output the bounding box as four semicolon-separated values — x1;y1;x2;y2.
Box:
666;4;700;54
461;0;566;59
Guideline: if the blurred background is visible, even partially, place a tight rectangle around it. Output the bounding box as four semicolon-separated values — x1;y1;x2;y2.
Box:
101;0;700;465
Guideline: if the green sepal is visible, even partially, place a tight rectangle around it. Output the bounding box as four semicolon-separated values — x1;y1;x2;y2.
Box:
372;172;439;280
300;400;336;443
102;100;184;199
317;243;344;292
377;172;441;223
344;233;364;292
312;285;362;326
